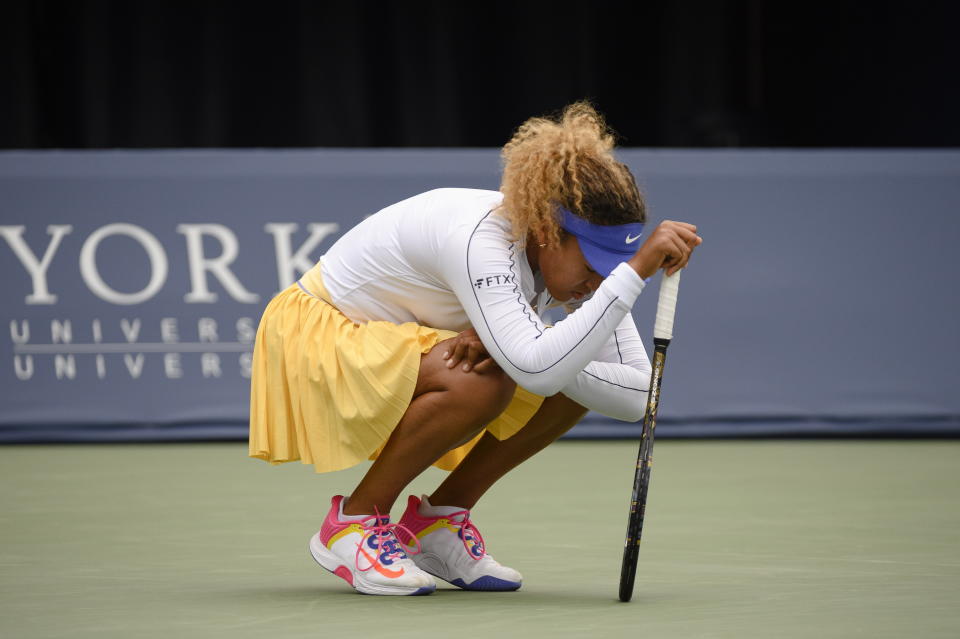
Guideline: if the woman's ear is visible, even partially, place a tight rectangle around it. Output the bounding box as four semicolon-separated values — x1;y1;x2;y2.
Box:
531;229;548;249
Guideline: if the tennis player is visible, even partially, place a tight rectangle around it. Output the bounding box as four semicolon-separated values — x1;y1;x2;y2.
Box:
249;103;702;595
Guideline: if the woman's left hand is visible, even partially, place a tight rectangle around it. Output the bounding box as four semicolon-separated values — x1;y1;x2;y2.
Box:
442;328;499;374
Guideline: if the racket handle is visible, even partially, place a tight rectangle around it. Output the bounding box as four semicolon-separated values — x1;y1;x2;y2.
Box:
653;270;681;341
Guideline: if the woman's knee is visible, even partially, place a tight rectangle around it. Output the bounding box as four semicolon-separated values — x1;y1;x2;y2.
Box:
461;366;516;420
416;338;516;419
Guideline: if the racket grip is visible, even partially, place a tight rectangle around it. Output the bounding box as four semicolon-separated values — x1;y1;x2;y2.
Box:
653;270;682;341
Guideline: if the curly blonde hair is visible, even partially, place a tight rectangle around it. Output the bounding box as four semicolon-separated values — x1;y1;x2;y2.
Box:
498;101;646;247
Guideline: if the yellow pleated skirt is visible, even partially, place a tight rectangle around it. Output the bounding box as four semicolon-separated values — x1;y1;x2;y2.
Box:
248;263;544;473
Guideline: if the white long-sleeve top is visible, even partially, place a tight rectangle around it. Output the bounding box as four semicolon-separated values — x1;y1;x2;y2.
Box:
316;188;651;421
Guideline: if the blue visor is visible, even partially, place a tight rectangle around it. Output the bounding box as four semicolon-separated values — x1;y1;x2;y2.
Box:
559;207;644;277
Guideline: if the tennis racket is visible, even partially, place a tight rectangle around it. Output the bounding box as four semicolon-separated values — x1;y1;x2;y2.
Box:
618;269;682;602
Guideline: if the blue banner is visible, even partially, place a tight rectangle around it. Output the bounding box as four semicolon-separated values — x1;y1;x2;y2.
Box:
2;150;959;440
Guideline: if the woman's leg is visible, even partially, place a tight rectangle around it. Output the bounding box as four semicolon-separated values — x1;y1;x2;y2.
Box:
343;337;516;516
428;393;588;509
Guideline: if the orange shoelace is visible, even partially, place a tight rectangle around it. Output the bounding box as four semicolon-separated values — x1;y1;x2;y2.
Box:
354;507;422;574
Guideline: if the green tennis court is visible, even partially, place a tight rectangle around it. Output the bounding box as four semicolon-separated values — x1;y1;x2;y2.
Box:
2;440;958;638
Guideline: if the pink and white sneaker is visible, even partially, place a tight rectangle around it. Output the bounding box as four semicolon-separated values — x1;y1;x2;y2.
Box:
396;495;522;591
308;495;436;596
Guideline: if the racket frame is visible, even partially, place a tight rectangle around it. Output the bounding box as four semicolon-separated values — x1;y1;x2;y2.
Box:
618;270;681;602
618;337;669;602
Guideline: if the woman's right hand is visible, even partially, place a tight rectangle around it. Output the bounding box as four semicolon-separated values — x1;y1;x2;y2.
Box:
442;328;499;374
627;221;702;279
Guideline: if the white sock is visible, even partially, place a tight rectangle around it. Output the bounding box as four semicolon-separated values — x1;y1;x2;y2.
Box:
338;496;372;521
419;494;466;517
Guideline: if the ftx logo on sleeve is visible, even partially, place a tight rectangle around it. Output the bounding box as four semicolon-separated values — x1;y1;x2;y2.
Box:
473;274;516;289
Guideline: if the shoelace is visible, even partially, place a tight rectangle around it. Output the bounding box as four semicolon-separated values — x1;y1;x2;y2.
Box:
354;507;422;573
447;509;486;561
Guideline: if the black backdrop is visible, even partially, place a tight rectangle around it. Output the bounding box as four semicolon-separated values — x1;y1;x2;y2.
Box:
3;0;958;148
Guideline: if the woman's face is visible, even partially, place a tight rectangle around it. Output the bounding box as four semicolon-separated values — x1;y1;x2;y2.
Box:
537;234;604;302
